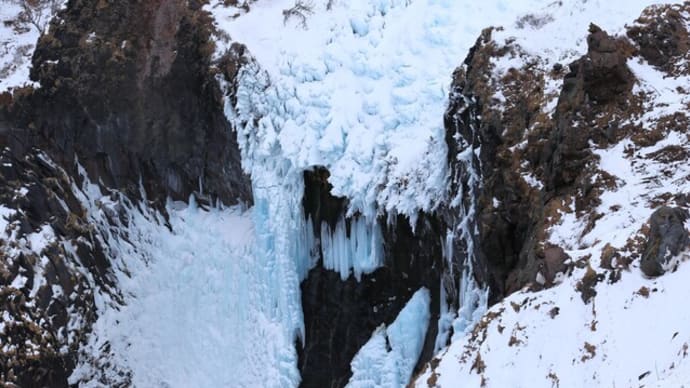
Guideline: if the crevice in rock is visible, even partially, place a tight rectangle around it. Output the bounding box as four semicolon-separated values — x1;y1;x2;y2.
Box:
298;167;445;387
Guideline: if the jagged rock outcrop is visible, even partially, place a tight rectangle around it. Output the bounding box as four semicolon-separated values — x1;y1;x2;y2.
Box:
641;206;690;276
443;22;641;301
443;27;549;303
627;3;690;72
0;148;129;387
547;24;635;190
414;4;690;385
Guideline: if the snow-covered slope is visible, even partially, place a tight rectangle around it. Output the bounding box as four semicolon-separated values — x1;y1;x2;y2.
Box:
417;261;690;387
415;1;690;387
0;154;287;387
0;0;63;91
0;2;40;91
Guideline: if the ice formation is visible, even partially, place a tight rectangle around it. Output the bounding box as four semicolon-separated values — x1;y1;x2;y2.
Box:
320;216;383;281
67;171;303;387
347;288;431;387
209;0;551;385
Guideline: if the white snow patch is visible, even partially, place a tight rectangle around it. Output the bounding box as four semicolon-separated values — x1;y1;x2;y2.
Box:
416;262;690;388
0;1;64;91
210;0;563;220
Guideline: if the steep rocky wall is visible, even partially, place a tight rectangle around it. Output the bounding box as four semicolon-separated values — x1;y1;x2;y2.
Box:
442;25;630;303
295;4;690;386
0;149;129;387
1;0;251;207
0;0;252;385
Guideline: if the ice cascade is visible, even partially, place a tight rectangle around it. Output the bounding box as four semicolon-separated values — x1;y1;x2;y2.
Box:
436;94;489;351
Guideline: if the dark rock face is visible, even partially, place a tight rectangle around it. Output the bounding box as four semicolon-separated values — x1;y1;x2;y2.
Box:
1;0;251;207
577;24;634;105
302;167;347;231
641;206;690;277
443;29;546;303
299;168;443;388
547;24;634;190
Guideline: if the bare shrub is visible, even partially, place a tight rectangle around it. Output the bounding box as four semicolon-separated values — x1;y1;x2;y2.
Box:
282;0;314;28
10;0;61;35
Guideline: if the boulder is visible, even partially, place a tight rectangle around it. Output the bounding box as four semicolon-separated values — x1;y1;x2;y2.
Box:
578;24;635;105
641;206;690;276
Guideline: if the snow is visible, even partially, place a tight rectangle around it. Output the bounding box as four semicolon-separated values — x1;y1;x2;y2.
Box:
347;288;431;388
10;274;27;289
70;179;301;387
630;58;690;125
25;224;55;253
210;0;561;221
416;261;690;388
208;3;567;383
0;2;40;91
0;205;14;233
0;1;64;92
491;0;666;70
1;0;682;386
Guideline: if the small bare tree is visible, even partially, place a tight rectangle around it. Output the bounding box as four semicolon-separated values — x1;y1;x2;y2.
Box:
282;0;313;29
14;0;62;35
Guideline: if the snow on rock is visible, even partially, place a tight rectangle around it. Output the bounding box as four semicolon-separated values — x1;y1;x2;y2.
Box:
209;2;558;383
347;288;431;388
209;1;677;385
416;261;690;387
0;150;118;386
0;1;63;92
414;1;690;387
0;2;40;91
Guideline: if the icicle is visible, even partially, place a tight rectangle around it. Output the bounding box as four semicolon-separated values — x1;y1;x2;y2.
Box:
435;94;489;347
320;216;383;281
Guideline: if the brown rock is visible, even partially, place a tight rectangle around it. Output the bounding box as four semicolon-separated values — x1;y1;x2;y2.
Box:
627;4;690;72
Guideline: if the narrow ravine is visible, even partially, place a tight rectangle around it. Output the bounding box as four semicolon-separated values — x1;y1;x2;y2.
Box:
209;0;547;385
